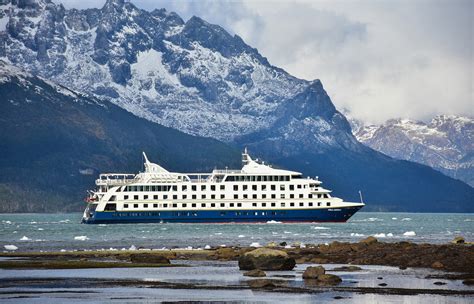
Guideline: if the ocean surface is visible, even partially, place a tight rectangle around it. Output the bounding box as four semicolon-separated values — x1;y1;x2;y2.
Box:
1;212;473;252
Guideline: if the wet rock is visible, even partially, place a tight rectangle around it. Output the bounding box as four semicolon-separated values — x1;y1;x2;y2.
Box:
243;269;266;277
360;236;378;245
462;279;474;285
332;265;362;272
302;266;325;279
310;257;329;264
431;261;444;269
433;281;447;285
129;254;170;264
378;283;388;287
452;236;465;244
211;247;239;261
317;274;342;285
399;265;407;270
247;279;276;289
238;248;296;271
279;242;287;246
377;277;383;280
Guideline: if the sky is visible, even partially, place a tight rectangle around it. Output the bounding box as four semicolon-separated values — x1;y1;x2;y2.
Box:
60;0;473;124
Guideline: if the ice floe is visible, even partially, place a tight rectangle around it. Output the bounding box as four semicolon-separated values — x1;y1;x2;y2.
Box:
403;231;416;236
350;233;365;237
129;245;137;251
373;233;386;238
204;245;211;250
312;226;330;230
19;236;30;241
238;235;245;238
74;235;89;241
401;218;412;221
4;245;18;250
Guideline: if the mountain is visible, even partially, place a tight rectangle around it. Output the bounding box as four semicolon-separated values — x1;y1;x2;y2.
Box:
0;60;240;212
1;0;473;212
350;115;474;187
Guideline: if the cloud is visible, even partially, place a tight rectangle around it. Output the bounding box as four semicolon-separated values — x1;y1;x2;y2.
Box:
58;0;473;123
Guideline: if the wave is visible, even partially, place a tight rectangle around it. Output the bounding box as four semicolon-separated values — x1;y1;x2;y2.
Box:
266;220;282;224
403;231;416;236
312;226;330;230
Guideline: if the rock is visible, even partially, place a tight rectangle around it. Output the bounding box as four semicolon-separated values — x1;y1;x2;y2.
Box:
360;236;378;245
399;265;407;270
452;236;465;244
377;277;383;280
332;265;362;272
129;253;170;264
433;281;447;285
212;247;239;260
302;266;325;279
247;279;276;289
310;257;329;264
279;242;287;246
243;269;266;277
238;248;296;271
316;274;342;285
266;242;278;248
431;261;444;269
378;283;388;287
462;279;474;285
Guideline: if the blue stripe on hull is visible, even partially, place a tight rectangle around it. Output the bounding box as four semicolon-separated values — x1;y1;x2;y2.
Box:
83;207;362;224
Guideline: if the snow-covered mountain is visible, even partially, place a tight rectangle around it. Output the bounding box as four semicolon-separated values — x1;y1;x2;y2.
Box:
0;0;355;155
351;115;474;187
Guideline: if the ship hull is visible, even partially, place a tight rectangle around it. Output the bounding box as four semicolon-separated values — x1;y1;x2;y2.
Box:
82;206;362;224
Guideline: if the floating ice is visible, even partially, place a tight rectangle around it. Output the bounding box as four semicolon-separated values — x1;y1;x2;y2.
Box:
250;242;261;248
214;232;222;235
12;231;17;233
284;231;292;234
59;219;70;223
20;236;30;241
312;226;330;230
368;218;383;222
74;235;89;241
4;245;18;250
60;249;66;252
238;235;245;238
266;220;282;224
129;245;137;251
403;231;416;236
98;224;107;227
373;233;386;238
392;217;398;220
204;245;211;250
401;218;412;221
37;228;44;231
387;233;394;237
3;220;12;224
350;233;365;237
29;221;37;224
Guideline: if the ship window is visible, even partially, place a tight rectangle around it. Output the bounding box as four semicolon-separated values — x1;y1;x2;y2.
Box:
280;194;285;199
290;202;295;207
299;202;304;207
299;194;304;198
134;195;139;200
252;185;257;191
183;195;187;199
233;185;238;191
104;203;116;211
252;203;257;207
144;186;150;191
226;176;234;182
192;203;196;207
327;202;331;206
318;202;321;206
280;185;285;191
209;194;214;199
262;185;266;190
172;186;177;191
220;194;225;199
124;195;129;200
124;187;128;192
309;194;313;199
297;184;302;189
182;203;187;207
201;203;206;207
290;185;294;190
271;202;276;207
250;176;254;182
243;194;248;199
309;202;313;207
164;195;168;199
144;195;148;200
202;195;206;199
243;185;248;191
182;185;187;191
220;203;225;207
285;176;290;181
173;195;177;199
192;195;197;199
271;185;276;191
201;185;206;191
252;194;257;199
211;203;216;207
262;194;266;199
153;195;158;199
211;185;215;191
230;203;234;207
290;194;294;199
271;194;276;199
220;185;225;190
257;176;262;182
144;204;148;208
124;204;129;208
234;194;238;199
262;203;266;207
263;176;268;182
134;204;139;208
324;194;329;198
163;203;168;208
281;203;285;207
153;204;158;208
173;203;177;207
192;185;197;191
237;203;242;207
317;194;322;198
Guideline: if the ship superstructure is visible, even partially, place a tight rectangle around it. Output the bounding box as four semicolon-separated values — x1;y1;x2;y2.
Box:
82;150;364;224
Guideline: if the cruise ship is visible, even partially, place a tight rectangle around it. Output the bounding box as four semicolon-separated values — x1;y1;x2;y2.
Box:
81;150;364;224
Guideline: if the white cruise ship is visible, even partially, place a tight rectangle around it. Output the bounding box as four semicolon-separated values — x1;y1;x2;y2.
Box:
82;150;364;224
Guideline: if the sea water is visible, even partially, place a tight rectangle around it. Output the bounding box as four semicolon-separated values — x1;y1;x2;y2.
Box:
0;212;473;252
